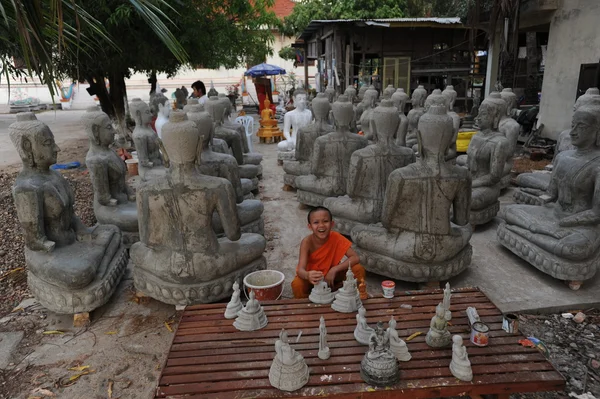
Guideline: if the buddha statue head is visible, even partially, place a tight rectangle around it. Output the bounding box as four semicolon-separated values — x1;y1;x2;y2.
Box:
129;98;153;127
344;86;357;103
412;85;427;108
477;94;502;131
161;111;200;165
571;97;600;149
358;85;368;101
293;88;308;112
183;98;199;113
417;104;453;159
206;96;226;123
362;88;378;109
442;85;458;112
149;92;169;116
186;104;214;149
424;89;447;112
312;93;331;122
332;95;354;128
218;93;232;118
372;99;399;143
500;88;517;115
10;112;60;170
263;98;272;110
81;106;115;148
389;316;397;330
574;87;600;111
383;84;395;100
325;86;336;103
391;88;409;113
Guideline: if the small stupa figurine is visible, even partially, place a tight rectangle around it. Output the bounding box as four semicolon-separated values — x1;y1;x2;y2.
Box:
426;303;452;347
443;282;452;321
318;316;331;360
309;280;335;304
360;321;400;386
331;264;362;313
354;306;374;345
388;316;411;361
449;335;473;382
358;279;368;300
224;281;243;319
233;290;268;331
269;329;310;391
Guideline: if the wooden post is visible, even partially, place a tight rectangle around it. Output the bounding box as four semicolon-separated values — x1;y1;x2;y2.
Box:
304;43;309;89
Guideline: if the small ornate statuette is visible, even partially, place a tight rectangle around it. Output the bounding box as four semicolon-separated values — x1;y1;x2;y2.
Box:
388;316;411;361
358;279;368;300
269;329;310;391
449;335;473;381
443;282;452;321
318;316;331;360
360;321;400;386
224;281;243;319
426;303;452;347
331;265;362;313
233;290;268;331
309;280;335;304
354;306;374;345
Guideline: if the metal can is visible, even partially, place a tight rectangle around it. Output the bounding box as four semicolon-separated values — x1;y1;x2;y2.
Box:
381;280;395;298
502;313;519;333
470;321;490;347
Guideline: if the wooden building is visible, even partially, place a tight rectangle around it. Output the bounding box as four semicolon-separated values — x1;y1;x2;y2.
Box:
294;18;487;112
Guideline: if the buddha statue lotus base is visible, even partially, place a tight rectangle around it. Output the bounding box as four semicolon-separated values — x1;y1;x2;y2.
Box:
497;223;597;289
133;256;266;305
296;189;329;207
469;201;500;226
355;245;472;283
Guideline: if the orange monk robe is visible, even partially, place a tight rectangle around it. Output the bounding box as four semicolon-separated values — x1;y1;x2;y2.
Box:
291;231;366;298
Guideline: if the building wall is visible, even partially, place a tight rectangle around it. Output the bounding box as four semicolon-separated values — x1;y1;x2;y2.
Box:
538;0;600;139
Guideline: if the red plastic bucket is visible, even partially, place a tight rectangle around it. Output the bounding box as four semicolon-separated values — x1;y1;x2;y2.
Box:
243;270;285;301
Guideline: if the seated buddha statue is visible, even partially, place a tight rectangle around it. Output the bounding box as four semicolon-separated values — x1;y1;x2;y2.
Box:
186;104;264;235
514;88;600;205
405;85;427;149
442;85;461;160
351;104;472;283
131;111;267;305
354;85;368;125
82;106;139;245
324;100;414;235
278;89;313;160
282;93;334;188
10;112;128;317
391;88;409;146
497;98;600;290
257;98;283;144
467;96;511;226
295;95;368;206
359;88;378;141
130;98;165;180
495;90;520;188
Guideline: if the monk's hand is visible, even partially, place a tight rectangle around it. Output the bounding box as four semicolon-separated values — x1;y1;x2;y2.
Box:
308;271;324;285
325;269;337;287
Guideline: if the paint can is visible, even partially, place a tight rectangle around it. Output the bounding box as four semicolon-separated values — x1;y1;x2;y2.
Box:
502;313;519;333
381;280;395;298
470;321;490;347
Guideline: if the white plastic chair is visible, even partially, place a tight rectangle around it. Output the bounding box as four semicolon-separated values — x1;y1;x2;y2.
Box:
236;115;255;152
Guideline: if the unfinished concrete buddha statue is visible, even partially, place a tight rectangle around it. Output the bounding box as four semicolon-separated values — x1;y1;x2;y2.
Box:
295;95;368;206
352;105;472;282
130;98;164;180
467;95;511;226
359;88;378;141
344;86;357;104
514;88;600;205
83;106;139;245
131;111;267;305
149;92;169;116
442;85;461;160
186;105;264;235
155;102;170;139
10;112;128;316
354;85;369;125
325;86;336;103
324;100;414;235
383;85;395;100
282;93;334;188
497;98;600;290
405;85;427;148
278;88;312;158
391;88;409;146
494;91;520;188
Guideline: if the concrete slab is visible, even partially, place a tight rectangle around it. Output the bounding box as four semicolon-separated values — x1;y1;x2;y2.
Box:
0;331;24;369
257;138;600;315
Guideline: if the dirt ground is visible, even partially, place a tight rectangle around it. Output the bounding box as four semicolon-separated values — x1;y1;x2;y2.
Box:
0;111;598;398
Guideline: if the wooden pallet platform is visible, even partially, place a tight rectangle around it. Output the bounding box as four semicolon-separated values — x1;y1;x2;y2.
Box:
155;287;565;399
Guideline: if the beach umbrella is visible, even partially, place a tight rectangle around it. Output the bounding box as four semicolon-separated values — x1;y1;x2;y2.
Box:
244;63;286;78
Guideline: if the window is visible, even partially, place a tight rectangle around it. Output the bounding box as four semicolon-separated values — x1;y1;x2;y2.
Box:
383;57;411;92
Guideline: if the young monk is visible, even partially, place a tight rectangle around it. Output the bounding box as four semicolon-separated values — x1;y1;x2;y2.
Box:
291;206;367;298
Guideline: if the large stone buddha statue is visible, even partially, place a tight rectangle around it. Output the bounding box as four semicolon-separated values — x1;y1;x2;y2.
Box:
495;90;520;188
131;111;267;305
391;88;409;147
324;100;414;235
497;98;600;290
83;106;139;245
467;96;511;226
10;113;128;317
295;95;368;206
186;104;264;235
130;98;164;180
442;85;461;160
282;93;334;188
278;88;313;157
405;85;427;148
351;105;472;282
359;88;378;141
